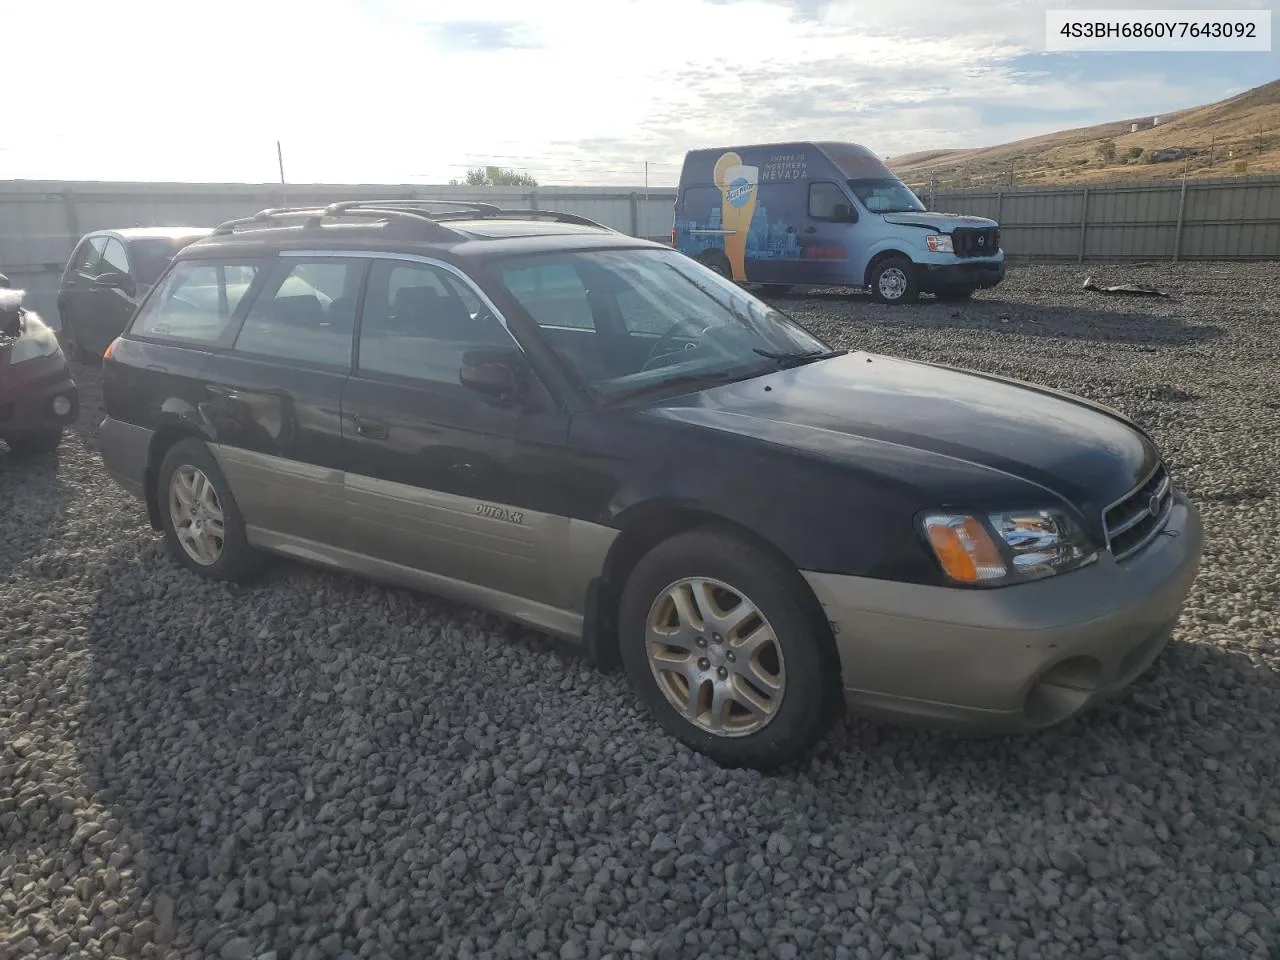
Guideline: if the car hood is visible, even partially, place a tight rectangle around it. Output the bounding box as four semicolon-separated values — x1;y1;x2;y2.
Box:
646;351;1159;522
881;211;998;231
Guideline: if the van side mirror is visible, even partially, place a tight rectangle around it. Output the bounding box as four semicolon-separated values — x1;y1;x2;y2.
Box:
460;347;527;402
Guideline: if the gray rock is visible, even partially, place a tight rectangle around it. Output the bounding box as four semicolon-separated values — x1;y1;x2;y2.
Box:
4;271;1280;960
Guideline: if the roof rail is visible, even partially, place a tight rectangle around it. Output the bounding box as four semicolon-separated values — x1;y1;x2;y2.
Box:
210;204;464;239
323;198;503;216
429;208;614;231
209;200;613;238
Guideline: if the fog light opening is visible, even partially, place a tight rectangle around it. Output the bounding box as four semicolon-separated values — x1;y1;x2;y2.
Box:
52;395;72;417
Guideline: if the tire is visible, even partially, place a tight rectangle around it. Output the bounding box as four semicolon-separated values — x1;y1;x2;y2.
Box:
761;284;794;296
868;255;919;305
618;528;840;770
156;438;266;584
935;287;974;302
4;428;62;455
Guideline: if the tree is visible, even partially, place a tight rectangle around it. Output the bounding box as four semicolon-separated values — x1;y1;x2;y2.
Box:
1127;147;1144;160
449;166;538;187
1096;139;1117;162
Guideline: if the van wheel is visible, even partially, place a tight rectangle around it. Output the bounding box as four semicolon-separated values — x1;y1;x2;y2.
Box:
935;287;974;302
157;438;266;584
869;255;918;305
618;528;840;770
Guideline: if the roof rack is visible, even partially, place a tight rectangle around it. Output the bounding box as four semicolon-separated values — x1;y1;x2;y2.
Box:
429;208;613;231
210;203;466;239
210;199;614;238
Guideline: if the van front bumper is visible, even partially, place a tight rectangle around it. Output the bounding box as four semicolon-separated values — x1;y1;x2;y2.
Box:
802;491;1203;733
919;259;1006;291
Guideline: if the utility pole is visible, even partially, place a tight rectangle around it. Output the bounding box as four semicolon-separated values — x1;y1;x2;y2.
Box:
1208;135;1215;168
277;141;288;206
644;161;649;199
1008;159;1015;188
928;168;937;209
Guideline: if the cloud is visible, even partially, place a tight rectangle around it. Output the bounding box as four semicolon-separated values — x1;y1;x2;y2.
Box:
426;21;540;51
0;0;1266;187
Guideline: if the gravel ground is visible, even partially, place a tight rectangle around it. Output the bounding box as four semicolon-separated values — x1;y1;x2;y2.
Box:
1;261;1278;960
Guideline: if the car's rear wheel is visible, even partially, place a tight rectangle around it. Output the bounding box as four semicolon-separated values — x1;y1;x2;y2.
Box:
869;255;919;305
157;438;265;583
4;428;63;455
618;528;839;770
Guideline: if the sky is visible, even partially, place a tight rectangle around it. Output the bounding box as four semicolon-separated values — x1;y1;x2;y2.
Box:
2;0;1276;187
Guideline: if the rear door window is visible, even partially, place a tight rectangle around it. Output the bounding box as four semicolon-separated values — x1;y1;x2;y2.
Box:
131;259;266;344
232;260;363;368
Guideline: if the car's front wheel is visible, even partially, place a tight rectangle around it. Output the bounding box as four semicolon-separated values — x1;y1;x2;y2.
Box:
618;528;840;770
157;438;266;583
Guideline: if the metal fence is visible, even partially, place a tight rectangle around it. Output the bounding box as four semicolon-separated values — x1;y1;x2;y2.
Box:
930;174;1280;262
2;175;1277;322
0;181;679;323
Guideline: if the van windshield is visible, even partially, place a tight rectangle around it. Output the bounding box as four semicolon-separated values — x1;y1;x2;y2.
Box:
493;248;837;402
847;178;926;214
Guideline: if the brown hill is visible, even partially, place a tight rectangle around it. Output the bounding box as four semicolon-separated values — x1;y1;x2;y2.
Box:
889;79;1280;189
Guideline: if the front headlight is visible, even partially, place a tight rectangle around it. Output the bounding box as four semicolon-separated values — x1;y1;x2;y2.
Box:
921;508;1097;586
925;234;953;253
8;317;62;364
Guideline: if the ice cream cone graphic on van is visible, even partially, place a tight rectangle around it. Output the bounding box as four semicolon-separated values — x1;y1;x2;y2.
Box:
714;152;758;281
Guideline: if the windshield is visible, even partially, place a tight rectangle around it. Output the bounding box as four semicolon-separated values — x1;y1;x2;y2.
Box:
847;178;926;214
491;248;833;400
128;237;193;285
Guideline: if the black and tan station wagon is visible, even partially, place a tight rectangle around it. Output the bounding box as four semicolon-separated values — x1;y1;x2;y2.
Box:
98;200;1203;769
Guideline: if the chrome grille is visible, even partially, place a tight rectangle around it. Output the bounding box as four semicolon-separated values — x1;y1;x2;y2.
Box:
1103;463;1173;561
952;227;1000;258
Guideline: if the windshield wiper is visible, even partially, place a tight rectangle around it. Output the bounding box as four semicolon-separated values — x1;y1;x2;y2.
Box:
602;368;758;405
752;347;847;369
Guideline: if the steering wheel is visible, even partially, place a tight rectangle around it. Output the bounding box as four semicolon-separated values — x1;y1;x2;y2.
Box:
642;316;722;371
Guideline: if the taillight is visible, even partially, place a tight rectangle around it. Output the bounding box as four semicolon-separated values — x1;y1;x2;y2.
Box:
103;337;121;360
671;227;676;247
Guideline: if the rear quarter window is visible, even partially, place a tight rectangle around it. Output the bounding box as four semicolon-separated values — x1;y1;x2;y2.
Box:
131;260;265;344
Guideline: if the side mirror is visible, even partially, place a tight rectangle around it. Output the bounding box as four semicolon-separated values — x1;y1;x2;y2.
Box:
94;271;132;292
460;348;525;402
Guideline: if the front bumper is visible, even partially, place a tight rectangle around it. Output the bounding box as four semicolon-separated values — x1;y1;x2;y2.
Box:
0;356;80;441
918;258;1006;291
802;491;1204;733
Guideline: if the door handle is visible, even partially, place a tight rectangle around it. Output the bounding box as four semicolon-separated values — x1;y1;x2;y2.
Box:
353;416;388;440
147;364;169;374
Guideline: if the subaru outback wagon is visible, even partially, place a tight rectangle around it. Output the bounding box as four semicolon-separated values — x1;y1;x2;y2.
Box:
97;200;1203;769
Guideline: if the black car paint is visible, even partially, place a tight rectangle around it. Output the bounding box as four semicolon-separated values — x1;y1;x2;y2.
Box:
103;225;1159;604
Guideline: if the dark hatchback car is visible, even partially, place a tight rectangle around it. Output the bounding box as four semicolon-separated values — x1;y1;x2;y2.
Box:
57;227;212;361
96;200;1203;769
